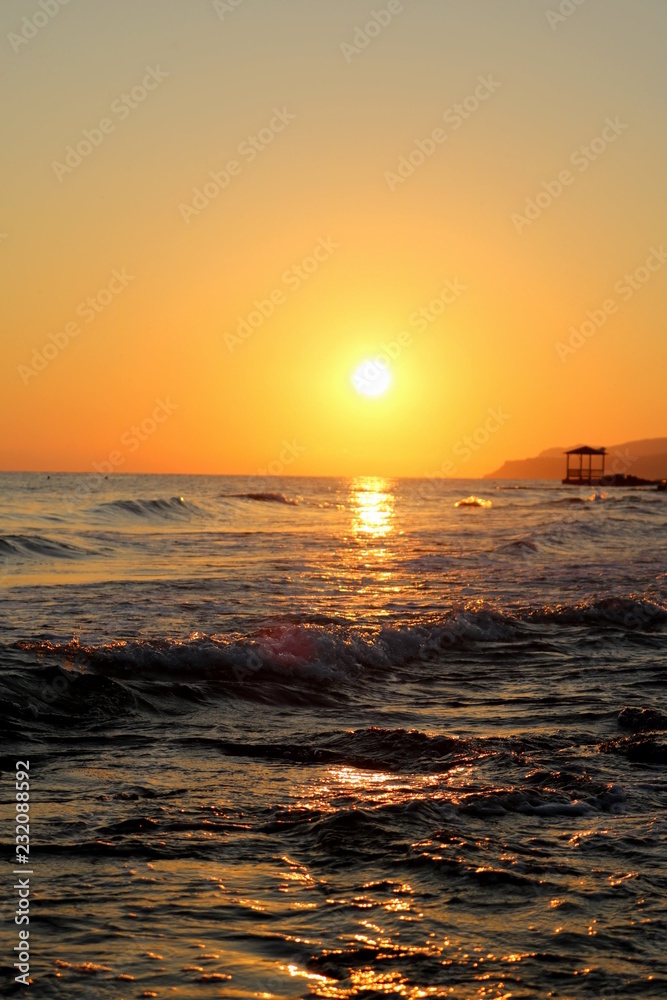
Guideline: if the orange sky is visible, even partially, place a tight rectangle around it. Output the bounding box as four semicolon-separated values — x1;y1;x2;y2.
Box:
2;0;666;476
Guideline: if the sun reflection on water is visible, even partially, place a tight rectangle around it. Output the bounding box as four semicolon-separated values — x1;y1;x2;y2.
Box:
349;477;396;540
342;478;400;607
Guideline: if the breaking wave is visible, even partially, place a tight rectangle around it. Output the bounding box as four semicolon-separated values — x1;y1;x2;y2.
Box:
10;598;665;714
455;495;492;508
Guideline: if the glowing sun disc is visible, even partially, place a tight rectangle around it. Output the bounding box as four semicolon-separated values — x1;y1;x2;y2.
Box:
352;360;391;398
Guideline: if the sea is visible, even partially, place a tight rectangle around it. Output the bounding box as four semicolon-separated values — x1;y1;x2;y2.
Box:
0;472;666;999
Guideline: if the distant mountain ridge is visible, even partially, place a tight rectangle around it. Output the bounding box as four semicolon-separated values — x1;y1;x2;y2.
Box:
485;438;667;480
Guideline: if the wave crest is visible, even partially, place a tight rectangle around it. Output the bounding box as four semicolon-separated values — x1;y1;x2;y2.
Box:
222;492;301;506
0;534;95;560
93;497;197;519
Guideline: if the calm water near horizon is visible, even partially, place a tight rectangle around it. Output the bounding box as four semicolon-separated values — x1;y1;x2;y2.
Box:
1;472;666;998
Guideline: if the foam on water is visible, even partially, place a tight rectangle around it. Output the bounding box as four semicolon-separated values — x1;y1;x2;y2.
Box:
454;495;493;507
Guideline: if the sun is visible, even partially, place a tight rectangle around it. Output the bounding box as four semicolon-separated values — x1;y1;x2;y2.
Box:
352;360;392;398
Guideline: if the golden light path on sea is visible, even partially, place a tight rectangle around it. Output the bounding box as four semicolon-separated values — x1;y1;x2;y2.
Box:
350;478;395;540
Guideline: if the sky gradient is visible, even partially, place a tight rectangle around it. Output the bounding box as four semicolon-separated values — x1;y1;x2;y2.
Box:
2;0;666;476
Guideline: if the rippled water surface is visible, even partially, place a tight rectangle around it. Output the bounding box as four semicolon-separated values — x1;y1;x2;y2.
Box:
1;472;666;998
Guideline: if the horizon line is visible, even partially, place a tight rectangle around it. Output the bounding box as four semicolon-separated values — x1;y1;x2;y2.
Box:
0;468;505;480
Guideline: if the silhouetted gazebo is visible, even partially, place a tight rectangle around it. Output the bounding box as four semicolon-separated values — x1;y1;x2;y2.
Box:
563;446;606;484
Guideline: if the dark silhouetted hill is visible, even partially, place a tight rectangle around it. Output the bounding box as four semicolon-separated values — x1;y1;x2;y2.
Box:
485;438;667;480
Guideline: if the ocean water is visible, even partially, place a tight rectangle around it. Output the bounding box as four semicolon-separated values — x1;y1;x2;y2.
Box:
1;472;666;999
